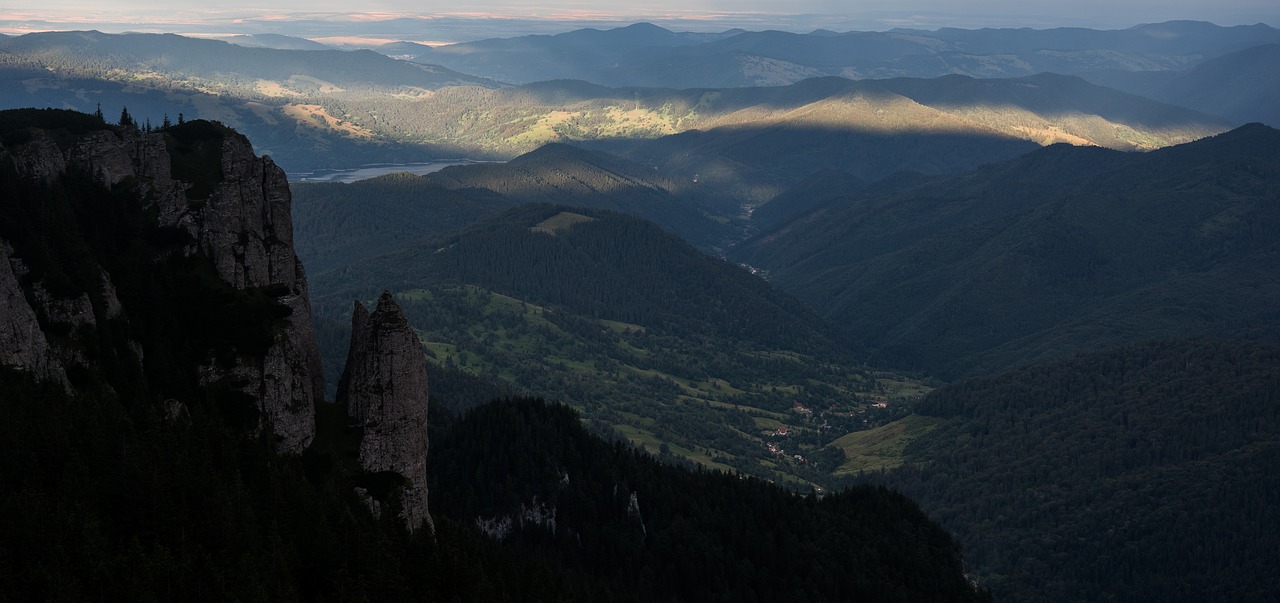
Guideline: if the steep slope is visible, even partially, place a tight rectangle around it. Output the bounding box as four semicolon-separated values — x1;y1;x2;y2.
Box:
0;108;322;451
734;123;1280;378
336;292;432;530
868;339;1280;602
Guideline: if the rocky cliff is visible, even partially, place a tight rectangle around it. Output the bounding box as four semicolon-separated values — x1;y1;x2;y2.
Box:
0;109;322;453
336;292;432;530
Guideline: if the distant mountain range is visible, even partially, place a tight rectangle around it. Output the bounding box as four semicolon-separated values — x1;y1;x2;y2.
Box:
208;33;337;51
1085;43;1280;126
381;20;1280;91
0;30;490;94
0;26;1250;174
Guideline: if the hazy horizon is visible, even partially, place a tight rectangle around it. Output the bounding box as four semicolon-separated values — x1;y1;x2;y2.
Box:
2;2;1276;44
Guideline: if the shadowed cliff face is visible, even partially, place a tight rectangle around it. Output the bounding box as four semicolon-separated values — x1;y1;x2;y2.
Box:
0;111;323;453
336;292;431;531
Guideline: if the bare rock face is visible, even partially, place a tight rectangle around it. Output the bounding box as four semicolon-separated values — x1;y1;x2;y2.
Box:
0;239;67;387
9;130;67;182
0;120;322;453
337;292;432;531
156;132;323;453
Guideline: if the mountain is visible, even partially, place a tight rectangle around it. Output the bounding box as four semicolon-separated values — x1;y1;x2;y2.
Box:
291;173;516;275
307;205;899;487
383;20;1280;88
733;123;1280;379
863;339;1280;602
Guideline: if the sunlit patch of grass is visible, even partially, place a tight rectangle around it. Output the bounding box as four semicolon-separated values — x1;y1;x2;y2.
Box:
831;414;945;475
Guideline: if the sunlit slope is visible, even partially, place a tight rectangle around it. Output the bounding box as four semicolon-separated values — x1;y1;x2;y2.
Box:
336;73;1227;160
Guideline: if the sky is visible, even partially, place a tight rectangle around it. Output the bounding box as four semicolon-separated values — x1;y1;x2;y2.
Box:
1;0;1276;41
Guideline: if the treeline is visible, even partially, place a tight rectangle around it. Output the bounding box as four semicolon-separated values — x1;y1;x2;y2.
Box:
866;339;1280;602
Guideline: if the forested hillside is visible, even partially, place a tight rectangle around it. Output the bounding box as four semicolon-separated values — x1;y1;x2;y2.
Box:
291;173;516;275
431;398;992;603
309;205;903;487
866;339;1280;602
734;123;1280;378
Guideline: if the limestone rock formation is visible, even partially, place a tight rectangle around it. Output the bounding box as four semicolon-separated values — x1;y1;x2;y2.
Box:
166;129;323;453
0;114;322;453
336;292;432;530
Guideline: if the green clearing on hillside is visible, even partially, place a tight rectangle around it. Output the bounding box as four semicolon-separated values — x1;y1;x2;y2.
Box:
832;414;945;475
531;210;596;235
328;284;915;489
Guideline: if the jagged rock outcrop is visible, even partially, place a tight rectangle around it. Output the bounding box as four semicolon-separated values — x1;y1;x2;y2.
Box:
336;292;432;530
0;114;322;452
166;131;323;453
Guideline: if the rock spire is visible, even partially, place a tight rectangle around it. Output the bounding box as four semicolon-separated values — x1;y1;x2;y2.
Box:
337;292;432;530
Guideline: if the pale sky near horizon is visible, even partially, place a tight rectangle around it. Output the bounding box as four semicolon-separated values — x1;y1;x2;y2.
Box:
2;0;1276;38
